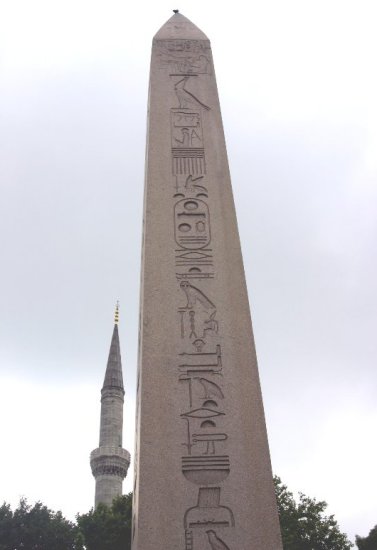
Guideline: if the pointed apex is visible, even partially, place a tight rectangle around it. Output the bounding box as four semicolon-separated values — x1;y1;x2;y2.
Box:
154;12;209;41
102;323;124;392
114;300;119;325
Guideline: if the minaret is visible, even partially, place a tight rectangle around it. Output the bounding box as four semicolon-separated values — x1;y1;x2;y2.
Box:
90;303;130;508
133;12;282;550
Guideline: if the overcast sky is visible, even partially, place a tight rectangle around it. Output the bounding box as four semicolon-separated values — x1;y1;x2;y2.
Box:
1;0;376;543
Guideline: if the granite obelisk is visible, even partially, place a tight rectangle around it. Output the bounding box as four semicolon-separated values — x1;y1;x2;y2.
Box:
133;13;283;549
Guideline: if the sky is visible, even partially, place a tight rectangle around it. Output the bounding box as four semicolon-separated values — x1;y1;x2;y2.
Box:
0;0;376;543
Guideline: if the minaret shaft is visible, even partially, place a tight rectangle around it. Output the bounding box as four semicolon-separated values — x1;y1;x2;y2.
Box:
132;12;282;549
99;390;124;448
90;320;130;508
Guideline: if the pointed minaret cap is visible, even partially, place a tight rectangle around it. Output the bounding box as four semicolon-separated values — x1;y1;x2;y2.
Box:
154;11;209;41
102;303;124;392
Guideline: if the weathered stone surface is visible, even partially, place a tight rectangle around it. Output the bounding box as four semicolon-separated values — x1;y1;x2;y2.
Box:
132;13;283;549
91;321;130;508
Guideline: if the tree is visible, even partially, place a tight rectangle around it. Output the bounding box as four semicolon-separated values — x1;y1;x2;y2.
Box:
0;498;77;550
76;493;132;550
274;476;353;550
356;525;377;550
0;484;355;550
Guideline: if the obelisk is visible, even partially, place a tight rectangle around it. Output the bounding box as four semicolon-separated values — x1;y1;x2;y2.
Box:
133;12;283;550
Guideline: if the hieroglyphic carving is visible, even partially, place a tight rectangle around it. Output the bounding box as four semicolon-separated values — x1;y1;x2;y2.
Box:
173;148;206;176
178;281;217;342
175;77;210;111
207;530;230;550
174;175;208;198
184;487;235;529
172;110;203;148
178;345;222;377
176;270;215;282
197;378;224;400
174;192;213;284
175;252;214;286
203;311;219;338
155;39;212;75
180;281;215;310
184;175;208;196
180;310;218;342
182;455;230;485
180;311;186;339
180;377;221;410
165;55;235;548
171;77;209;177
174;127;202;147
181;407;225;420
185;529;194;550
176;250;213;266
192;339;205;352
189;311;197;338
181;422;228;460
191;432;228;455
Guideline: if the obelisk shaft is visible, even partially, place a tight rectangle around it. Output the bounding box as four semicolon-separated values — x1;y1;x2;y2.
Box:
133;13;282;549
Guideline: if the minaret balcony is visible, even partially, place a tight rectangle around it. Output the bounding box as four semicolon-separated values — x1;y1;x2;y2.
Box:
90;446;130;479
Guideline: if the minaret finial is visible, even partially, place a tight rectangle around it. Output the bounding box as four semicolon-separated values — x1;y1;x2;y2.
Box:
114;301;119;325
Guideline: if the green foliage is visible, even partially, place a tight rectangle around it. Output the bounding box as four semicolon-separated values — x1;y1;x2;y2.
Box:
0;484;359;550
0;497;77;550
76;493;132;550
356;525;377;550
274;476;353;550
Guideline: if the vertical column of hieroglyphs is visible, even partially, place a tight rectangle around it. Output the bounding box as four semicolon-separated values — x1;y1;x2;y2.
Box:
157;37;234;550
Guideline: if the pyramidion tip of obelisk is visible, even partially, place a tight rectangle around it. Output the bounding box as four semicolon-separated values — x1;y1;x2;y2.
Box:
154;11;209;41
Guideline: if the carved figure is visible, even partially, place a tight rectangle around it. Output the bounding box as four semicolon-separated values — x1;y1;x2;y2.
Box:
192;432;228;455
197;378;224;400
184;487;235;529
180;281;215;310
193;338;205;352
175;77;210;110
184;174;208;194
203;311;219;337
206;530;230;550
189;310;197;338
191;54;210;73
175;127;202;147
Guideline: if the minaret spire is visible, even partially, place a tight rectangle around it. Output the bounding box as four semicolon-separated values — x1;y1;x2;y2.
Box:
90;304;130;508
102;303;123;391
